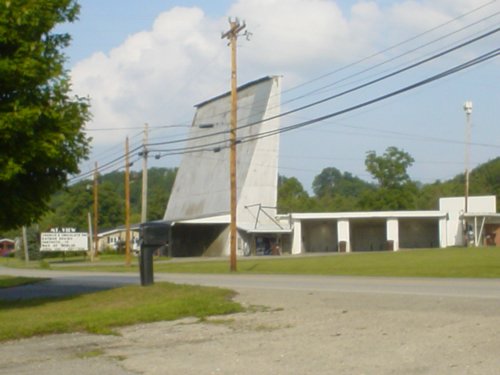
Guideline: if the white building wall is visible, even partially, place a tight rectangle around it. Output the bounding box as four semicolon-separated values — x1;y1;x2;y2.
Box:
237;77;281;231
163;77;281;256
165;77;281;226
386;218;399;251
439;196;496;246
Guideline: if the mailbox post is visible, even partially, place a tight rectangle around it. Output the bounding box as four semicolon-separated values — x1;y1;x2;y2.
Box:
139;221;170;286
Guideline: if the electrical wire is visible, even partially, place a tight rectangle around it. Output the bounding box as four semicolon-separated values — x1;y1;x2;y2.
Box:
144;27;499;150
281;0;499;95
185;6;500;128
237;48;500;145
69;21;499;181
85;47;499;170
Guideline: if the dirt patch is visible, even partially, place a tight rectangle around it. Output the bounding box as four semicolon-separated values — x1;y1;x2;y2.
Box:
1;288;499;374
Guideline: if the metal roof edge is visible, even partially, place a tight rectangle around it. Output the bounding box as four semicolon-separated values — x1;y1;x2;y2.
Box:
291;211;447;220
194;76;278;108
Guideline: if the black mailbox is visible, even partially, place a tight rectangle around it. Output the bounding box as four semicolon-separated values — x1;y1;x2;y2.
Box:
139;221;170;286
140;221;170;246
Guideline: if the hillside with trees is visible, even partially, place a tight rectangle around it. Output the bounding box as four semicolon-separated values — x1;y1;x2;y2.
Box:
38;168;177;232
3;151;497;239
278;152;500;214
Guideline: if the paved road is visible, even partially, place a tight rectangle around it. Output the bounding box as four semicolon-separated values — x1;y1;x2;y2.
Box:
1;265;499;301
1;266;500;374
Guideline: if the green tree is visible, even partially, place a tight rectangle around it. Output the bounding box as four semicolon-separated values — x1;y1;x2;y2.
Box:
470;157;500;211
417;157;500;211
39;167;178;231
39;180;93;231
277;175;312;213
312;167;342;197
361;147;418;210
417;179;462;209
312;167;373;199
147;168;177;220
365;146;414;188
0;0;90;230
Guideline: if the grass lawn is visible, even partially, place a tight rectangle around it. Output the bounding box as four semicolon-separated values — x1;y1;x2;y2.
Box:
152;247;500;278
3;247;499;278
0;282;243;342
0;253;142;269
44;247;500;278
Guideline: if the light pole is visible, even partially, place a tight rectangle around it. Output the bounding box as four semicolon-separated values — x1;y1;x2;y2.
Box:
463;101;472;214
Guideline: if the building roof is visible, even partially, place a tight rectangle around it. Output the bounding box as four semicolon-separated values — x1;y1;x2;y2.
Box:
462;212;500;224
291;211;447;220
194;76;276;108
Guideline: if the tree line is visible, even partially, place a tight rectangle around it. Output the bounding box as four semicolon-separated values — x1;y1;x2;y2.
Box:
279;148;500;213
22;148;500;234
1;147;498;243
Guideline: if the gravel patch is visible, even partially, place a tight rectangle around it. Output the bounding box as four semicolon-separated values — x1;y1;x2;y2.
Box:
1;287;499;374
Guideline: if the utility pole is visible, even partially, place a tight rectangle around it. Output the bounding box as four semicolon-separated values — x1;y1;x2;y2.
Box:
92;161;99;261
125;137;132;266
141;123;149;223
463;101;472;214
22;226;29;264
87;211;93;256
222;18;246;272
463;101;473;247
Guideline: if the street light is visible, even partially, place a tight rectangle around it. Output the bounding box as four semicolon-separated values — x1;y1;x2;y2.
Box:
463;101;472;214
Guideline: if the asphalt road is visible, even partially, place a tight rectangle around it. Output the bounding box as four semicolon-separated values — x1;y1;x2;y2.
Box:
1;265;499;301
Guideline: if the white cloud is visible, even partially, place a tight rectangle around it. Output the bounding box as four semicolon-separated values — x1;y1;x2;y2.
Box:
71;0;498;155
72;6;227;146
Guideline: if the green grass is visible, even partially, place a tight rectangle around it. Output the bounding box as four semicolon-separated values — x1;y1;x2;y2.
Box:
0;257;55;269
0;276;48;288
46;247;500;278
0;282;243;342
3;247;500;278
151;247;500;278
0;253;145;269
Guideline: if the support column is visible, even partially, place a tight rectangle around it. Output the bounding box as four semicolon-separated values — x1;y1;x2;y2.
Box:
291;219;303;254
439;216;448;248
337;220;350;253
386;218;399;251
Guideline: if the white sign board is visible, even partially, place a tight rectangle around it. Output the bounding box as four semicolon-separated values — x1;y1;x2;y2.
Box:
40;231;88;252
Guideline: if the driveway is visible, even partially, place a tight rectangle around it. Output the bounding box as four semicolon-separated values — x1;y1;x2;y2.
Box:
1;267;499;374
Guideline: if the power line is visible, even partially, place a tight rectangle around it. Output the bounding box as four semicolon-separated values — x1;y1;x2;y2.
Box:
185;5;500;127
284;14;500;105
147;48;499;161
238;48;500;144
144;27;499;150
71;45;498;181
78;6;499;173
281;0;499;96
69;27;499;181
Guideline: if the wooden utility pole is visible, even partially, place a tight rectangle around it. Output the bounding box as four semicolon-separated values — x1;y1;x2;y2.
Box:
87;211;93;256
222;18;246;272
22;226;29;264
92;161;99;261
125;137;132;266
141;123;149;223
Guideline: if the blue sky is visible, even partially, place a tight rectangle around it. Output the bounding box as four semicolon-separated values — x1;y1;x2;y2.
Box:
59;0;500;193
